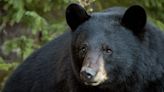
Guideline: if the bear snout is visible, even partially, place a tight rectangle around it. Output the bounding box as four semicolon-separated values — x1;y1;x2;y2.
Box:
80;57;108;86
80;67;96;81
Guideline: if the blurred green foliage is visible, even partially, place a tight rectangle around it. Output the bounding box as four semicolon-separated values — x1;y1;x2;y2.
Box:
0;0;164;91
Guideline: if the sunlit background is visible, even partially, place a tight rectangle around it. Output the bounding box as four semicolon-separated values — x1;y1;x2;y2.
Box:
0;0;164;91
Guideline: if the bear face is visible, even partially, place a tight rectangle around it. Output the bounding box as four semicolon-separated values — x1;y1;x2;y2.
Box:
66;4;147;87
66;4;149;88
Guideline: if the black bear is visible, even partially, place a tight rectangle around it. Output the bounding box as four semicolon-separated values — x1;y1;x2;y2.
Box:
2;3;164;92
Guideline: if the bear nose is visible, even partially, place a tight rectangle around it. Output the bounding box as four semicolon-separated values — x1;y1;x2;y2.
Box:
80;71;93;80
80;68;96;81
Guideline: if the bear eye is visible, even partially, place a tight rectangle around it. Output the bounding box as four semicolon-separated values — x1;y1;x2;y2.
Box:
81;47;86;52
79;46;87;53
78;46;87;58
103;48;112;54
79;43;88;54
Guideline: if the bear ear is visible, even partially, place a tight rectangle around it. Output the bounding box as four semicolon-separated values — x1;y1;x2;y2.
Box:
66;3;90;31
121;5;147;33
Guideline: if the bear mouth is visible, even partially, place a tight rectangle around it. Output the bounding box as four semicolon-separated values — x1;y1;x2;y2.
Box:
84;81;101;86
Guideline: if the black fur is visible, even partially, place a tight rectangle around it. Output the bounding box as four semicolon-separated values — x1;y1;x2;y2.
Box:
3;4;164;92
